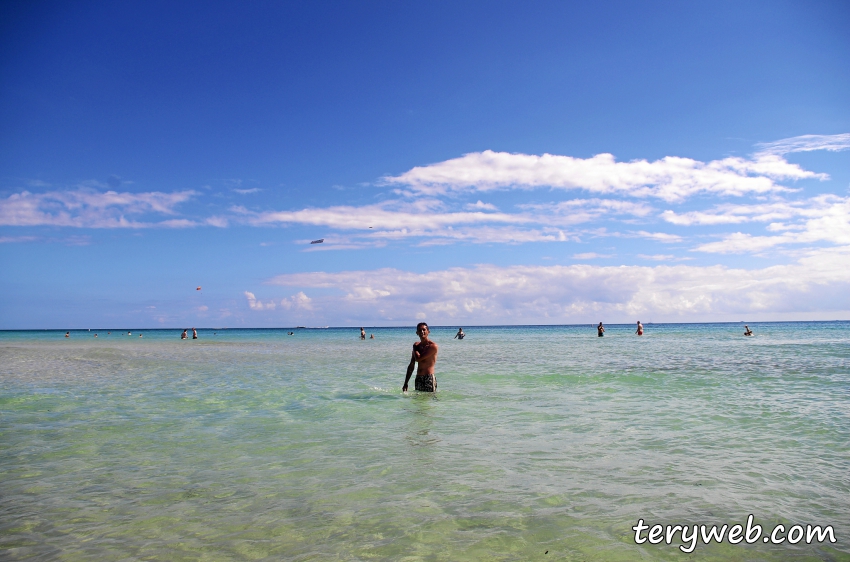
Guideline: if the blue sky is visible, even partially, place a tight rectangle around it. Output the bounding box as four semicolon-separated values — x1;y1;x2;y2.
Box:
1;0;849;328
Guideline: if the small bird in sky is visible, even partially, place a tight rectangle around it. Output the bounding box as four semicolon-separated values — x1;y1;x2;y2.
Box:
310;239;324;244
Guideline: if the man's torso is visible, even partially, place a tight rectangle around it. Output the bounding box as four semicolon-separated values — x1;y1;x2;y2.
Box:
414;340;438;375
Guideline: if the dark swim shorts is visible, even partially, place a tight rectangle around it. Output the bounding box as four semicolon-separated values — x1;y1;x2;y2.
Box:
414;373;437;392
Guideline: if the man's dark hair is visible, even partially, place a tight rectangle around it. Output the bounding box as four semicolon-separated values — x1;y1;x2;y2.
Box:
416;322;429;331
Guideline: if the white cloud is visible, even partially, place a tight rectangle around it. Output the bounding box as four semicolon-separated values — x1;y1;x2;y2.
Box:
0;235;39;243
572;252;612;259
234;188;262;194
689;196;850;253
235;196;656;248
637;254;692;261
234;200;528;230
661;196;846;226
205;216;229;228
280;291;313;310
520;198;655;224
465;200;498;211
244;291;276;311
0;188;199;228
263;247;850;323
631;230;683;243
754;133;850;156
383;150;823;202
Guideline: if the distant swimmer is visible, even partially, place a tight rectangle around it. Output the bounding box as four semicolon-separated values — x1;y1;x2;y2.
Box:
94;334;98;338
403;322;439;393
454;327;465;340
744;325;753;336
636;321;643;336
288;331;294;335
370;334;375;339
139;333;143;337
360;327;366;340
65;331;70;338
181;330;188;339
192;328;198;339
597;322;605;337
127;332;131;336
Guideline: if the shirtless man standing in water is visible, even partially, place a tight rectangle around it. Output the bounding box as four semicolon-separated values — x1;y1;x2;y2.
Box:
402;322;439;392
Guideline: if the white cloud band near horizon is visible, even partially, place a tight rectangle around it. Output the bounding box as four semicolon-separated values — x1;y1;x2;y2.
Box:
255;246;850;324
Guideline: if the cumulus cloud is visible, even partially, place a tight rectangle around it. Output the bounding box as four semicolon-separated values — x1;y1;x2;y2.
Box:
280;291;313;310
264;248;850;323
244;291;276;310
0;188;199;228
383;150;823;201
244;290;313;311
754;133;850;157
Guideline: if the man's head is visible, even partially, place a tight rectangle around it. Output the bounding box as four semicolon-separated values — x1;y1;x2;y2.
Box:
416;322;429;337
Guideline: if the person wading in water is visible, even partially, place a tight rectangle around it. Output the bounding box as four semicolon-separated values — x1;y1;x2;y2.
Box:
402;322;439;392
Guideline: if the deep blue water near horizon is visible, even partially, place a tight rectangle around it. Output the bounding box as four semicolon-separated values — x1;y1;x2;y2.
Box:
1;323;848;560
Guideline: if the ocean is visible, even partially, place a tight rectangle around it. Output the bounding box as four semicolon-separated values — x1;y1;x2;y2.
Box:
1;323;848;560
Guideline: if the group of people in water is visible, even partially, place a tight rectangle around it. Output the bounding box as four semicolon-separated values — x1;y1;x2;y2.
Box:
66;331;140;338
401;321;756;393
596;321;644;337
180;328;198;340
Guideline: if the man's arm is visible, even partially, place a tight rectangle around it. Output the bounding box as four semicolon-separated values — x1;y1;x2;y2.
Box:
402;348;416;392
415;341;438;362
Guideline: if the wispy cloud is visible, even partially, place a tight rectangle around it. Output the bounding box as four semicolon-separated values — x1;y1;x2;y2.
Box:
754;133;850;157
233;196;657;247
383;150;823;201
572;252;612;259
0;235;39;243
631;230;683;243
234;200;526;230
0;188;199;228
667;196;850;254
234;188;262;194
637;254;692;261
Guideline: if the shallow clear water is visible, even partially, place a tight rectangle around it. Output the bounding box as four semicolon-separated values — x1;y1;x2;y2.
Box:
1;323;849;561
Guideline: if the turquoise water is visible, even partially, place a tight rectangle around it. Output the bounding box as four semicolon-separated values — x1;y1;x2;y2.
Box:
1;323;848;561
